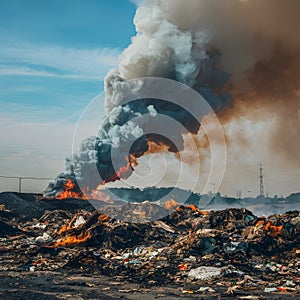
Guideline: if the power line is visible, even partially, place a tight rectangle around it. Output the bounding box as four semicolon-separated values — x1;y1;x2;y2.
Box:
259;163;264;196
0;175;53;180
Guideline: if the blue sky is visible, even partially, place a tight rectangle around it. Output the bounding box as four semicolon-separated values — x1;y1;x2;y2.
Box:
0;0;136;115
0;0;137;191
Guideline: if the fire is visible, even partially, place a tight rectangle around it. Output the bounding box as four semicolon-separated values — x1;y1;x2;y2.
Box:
264;221;283;237
98;214;109;223
188;204;201;211
57;224;70;235
163;200;209;214
101;155;135;184
256;220;265;227
145;140;171;154
57;214;86;234
56;179;87;200
48;231;91;248
187;204;208;215
277;287;287;292
164;199;180;210
114;155;139;180
175;204;208;215
255;219;283;237
178;264;189;271
56;153;139;201
115;161;131;179
64;178;75;190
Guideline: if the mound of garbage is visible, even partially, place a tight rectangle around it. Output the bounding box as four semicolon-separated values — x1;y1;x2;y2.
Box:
0;193;299;297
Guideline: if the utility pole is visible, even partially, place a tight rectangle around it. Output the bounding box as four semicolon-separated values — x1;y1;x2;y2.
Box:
259;163;264;196
19;177;22;193
236;189;242;199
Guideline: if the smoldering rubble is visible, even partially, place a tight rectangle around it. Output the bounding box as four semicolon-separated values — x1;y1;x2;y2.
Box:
0;192;299;299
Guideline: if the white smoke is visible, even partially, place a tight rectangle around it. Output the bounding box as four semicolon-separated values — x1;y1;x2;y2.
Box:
106;0;300;99
104;0;212;112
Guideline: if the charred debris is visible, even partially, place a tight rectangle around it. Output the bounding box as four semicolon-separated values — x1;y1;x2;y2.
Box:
0;191;299;298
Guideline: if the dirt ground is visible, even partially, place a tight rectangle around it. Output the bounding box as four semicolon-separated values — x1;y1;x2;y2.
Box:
0;270;299;300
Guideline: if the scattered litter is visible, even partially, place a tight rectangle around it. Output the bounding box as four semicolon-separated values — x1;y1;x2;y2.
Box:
197;286;216;293
188;266;221;280
32;223;47;229
73;216;86;228
264;287;277;293
0;192;299;298
35;232;52;244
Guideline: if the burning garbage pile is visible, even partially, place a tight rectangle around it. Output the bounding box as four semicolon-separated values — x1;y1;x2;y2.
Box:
0;192;299;297
2;0;300;297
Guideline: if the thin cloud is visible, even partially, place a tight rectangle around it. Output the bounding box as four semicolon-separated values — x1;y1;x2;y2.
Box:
0;42;121;80
0;66;100;80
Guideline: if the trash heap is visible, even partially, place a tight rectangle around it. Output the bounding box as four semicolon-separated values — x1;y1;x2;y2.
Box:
0;192;299;297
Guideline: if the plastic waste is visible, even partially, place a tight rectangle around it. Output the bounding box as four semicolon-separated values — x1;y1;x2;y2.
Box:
35;232;52;244
188;266;221;280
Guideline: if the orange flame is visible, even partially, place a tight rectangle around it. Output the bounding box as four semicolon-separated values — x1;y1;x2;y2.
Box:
57;213;86;235
277;287;287;292
178;264;189;271
116;164;131;179
98;214;109;223
57;224;70;235
56;179;87;200
175;203;208;215
64;178;75;190
48;231;91;248
145;141;171;154
256;220;265;227
187;204;208;215
188;204;201;211
100;155;134;186
56;153;139;201
255;219;283;237
265;221;283;237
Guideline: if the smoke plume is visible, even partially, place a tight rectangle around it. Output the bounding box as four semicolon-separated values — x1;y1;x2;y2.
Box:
45;0;300;197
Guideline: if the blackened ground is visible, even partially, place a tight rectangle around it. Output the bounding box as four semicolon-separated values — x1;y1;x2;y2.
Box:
0;270;297;300
0;192;95;221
